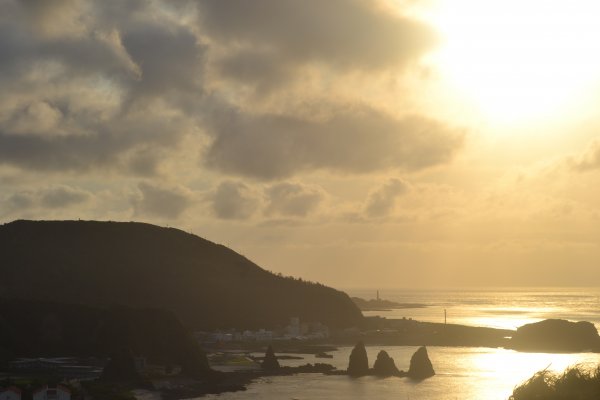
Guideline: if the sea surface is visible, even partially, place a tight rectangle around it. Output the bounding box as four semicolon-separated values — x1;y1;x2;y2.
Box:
352;287;600;330
200;287;600;400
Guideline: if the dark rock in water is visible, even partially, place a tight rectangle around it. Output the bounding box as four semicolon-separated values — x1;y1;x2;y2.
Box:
347;341;369;377
510;319;600;352
407;346;435;379
282;363;336;374
101;347;143;382
373;350;401;377
261;345;280;370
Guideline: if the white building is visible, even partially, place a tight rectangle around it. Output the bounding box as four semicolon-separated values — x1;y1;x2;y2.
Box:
254;329;273;341
0;387;22;400
32;385;71;400
212;332;234;342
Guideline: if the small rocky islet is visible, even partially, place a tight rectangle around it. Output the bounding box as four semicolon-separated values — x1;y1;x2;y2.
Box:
345;341;435;379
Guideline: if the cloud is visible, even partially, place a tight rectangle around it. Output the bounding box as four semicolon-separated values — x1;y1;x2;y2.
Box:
133;182;193;219
265;182;325;217
3;185;91;212
199;0;437;91
0;1;203;173
204;104;463;180
120;21;207;102
365;178;409;218
209;181;260;220
0;0;458;184
567;140;600;172
40;185;91;208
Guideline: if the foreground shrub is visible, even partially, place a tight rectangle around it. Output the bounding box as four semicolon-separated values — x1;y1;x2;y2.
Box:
510;365;600;400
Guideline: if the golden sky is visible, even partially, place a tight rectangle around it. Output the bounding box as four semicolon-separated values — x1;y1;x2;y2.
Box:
2;0;600;288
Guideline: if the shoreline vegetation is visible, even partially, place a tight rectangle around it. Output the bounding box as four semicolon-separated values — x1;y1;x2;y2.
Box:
510;365;600;400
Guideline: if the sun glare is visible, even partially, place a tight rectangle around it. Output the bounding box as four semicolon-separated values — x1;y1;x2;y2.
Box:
427;0;600;124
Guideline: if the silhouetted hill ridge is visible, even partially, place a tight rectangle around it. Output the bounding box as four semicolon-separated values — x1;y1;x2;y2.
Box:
0;220;362;329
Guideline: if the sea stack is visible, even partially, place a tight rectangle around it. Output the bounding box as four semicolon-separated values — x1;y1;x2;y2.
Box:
407;346;435;379
261;344;280;370
372;350;401;377
347;341;369;377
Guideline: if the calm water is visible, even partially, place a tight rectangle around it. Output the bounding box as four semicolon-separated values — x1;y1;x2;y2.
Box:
351;287;600;330
201;288;600;400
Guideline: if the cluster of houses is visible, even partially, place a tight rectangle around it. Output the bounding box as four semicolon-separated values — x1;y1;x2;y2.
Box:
199;317;330;344
0;385;71;400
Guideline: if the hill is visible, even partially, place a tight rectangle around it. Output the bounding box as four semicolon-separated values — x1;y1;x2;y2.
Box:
0;298;210;377
0;220;362;330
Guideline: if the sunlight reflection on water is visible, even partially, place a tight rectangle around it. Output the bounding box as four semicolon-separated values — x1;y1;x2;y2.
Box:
353;287;600;330
203;346;600;400
202;289;600;399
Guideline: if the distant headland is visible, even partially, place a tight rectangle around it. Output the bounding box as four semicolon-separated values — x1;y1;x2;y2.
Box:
351;294;427;311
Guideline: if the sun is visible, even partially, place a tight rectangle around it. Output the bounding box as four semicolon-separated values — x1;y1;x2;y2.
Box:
426;0;600;125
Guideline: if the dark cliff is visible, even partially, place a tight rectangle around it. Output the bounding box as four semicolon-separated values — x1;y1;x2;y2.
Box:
0;220;363;329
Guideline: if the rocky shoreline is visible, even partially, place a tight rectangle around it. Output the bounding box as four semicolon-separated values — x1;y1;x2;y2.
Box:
158;343;436;399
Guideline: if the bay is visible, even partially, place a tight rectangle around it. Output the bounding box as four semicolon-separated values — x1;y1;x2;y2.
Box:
199;287;600;400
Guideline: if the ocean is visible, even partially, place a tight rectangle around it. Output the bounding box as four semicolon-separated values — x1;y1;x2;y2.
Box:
351;287;600;330
200;287;600;400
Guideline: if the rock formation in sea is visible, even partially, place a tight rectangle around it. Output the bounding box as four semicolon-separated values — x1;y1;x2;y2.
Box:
261;345;280;370
372;350;401;377
347;341;369;377
509;319;600;352
407;346;435;379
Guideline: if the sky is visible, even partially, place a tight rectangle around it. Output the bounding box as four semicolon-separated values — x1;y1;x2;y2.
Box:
2;0;600;288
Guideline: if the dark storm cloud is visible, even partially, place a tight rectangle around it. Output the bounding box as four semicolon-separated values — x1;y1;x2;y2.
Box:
204;105;463;180
133;182;192;219
265;182;324;217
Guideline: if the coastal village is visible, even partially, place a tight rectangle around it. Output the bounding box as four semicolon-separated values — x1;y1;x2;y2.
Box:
198;317;331;344
0;315;332;399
